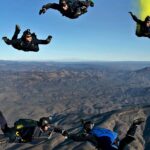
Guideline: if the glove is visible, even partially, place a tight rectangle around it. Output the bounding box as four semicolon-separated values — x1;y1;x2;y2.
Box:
62;130;69;137
39;8;47;15
129;12;133;16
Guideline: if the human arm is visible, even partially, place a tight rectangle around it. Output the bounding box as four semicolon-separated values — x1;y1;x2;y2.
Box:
39;3;61;15
129;12;143;24
36;35;52;45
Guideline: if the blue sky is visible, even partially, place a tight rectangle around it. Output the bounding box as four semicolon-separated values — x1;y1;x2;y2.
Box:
0;0;150;61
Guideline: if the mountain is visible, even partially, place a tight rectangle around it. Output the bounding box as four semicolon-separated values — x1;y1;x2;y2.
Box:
0;61;150;150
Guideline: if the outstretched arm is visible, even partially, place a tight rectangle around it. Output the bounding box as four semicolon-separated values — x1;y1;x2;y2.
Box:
68;134;96;142
36;36;52;45
39;3;61;15
129;12;143;24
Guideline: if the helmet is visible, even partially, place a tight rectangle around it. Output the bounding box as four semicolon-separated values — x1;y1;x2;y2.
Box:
145;16;150;22
23;29;32;36
22;29;32;40
83;121;94;132
38;117;52;127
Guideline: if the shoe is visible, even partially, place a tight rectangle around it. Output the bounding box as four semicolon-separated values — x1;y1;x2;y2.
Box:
2;37;10;45
15;25;21;34
81;6;88;13
89;0;94;7
133;118;145;126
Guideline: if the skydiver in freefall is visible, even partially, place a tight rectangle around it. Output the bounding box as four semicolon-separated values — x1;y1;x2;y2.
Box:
39;0;94;19
129;12;150;38
0;111;65;143
2;25;52;52
62;118;145;150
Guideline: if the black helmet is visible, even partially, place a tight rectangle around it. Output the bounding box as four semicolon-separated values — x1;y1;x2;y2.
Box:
23;29;32;36
38;117;52;127
82;120;94;132
21;29;32;40
145;16;150;22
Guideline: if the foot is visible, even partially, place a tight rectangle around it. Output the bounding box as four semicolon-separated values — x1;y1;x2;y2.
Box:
2;37;11;45
81;6;88;13
39;7;46;15
133;118;145;126
15;25;21;34
89;0;94;7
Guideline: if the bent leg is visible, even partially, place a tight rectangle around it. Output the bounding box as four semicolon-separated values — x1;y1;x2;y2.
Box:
136;32;143;37
97;137;118;150
0;111;8;133
2;37;12;45
12;25;20;40
119;125;137;150
119;135;135;150
119;118;145;150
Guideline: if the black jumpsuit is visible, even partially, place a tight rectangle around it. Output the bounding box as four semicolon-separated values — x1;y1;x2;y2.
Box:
68;124;138;150
0;112;63;143
130;14;150;37
4;29;51;52
41;0;91;19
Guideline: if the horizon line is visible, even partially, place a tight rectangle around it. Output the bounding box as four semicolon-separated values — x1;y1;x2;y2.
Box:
0;59;150;63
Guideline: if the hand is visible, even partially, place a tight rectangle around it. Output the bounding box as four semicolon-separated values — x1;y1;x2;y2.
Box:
46;36;52;43
39;8;46;15
47;35;52;39
62;130;69;137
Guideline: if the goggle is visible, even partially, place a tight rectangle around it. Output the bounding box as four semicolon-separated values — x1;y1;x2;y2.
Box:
26;35;32;38
85;123;94;130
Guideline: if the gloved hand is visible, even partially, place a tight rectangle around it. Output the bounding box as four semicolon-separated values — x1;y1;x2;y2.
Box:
46;35;52;43
39;8;47;15
62;130;69;137
129;12;133;16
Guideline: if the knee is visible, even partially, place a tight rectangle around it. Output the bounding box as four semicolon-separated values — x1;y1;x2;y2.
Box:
136;33;143;37
1;124;9;133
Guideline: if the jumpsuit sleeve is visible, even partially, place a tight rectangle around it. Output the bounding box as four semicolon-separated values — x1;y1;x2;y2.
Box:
130;14;143;24
43;3;61;11
53;127;64;134
35;37;51;45
35;39;50;45
68;133;96;142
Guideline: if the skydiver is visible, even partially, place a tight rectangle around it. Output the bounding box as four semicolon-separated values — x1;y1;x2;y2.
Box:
2;25;52;52
62;118;145;150
0;111;65;143
39;0;94;19
129;12;150;37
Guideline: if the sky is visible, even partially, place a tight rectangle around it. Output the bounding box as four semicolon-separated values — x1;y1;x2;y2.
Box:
0;0;150;61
